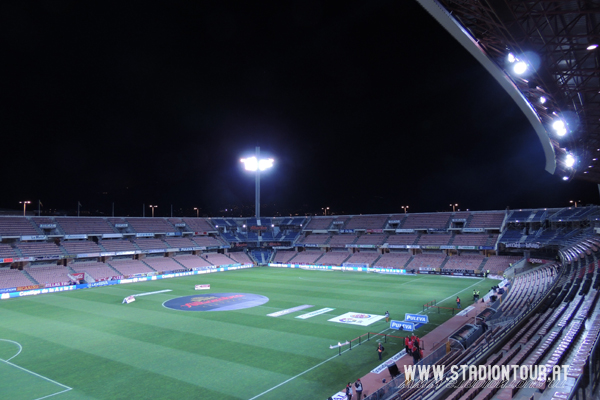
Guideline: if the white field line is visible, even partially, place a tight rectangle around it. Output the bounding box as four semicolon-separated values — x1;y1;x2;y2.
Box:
133;289;172;297
33;388;72;400
0;339;72;399
249;325;392;400
259;277;425;316
0;339;22;361
249;278;484;399
421;279;484;315
0;359;73;391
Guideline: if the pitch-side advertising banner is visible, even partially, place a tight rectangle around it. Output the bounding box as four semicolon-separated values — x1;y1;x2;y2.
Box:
268;263;407;275
0;264;253;300
405;313;428;324
390;320;414;331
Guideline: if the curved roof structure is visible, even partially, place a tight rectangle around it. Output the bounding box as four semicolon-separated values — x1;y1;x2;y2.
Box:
417;0;600;182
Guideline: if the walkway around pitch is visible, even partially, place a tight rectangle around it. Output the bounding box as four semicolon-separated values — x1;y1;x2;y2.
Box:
353;299;490;399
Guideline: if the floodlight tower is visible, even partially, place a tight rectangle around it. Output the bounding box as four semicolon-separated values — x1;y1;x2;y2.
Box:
240;147;274;219
19;201;31;217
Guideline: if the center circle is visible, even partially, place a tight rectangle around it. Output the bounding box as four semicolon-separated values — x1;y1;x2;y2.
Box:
163;293;269;311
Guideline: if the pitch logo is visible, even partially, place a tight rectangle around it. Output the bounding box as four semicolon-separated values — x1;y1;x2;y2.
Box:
163;292;269;311
350;314;371;319
339;318;359;323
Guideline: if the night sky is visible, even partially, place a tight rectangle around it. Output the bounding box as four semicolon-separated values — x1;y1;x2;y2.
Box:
1;1;597;217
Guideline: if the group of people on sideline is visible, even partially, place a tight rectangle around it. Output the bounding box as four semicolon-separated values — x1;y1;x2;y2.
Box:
340;284;497;400
344;378;363;400
405;334;423;364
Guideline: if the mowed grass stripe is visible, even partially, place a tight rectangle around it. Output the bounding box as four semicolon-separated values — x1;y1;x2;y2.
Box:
3;302;333;374
15;295;350;352
0;327;240;400
0;311;299;398
0;360;68;400
0;269;500;399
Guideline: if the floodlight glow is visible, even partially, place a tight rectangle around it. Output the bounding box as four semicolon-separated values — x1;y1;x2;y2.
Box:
552;119;567;136
241;146;274;219
507;53;516;63
562;176;569;181
513;61;527;74
565;154;575;168
259;158;274;171
540;96;546;104
587;44;598;50
553;120;565;130
240;156;274;171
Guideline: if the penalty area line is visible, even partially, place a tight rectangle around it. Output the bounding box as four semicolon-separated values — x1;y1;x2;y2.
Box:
0;359;72;390
0;358;72;400
0;360;73;391
33;388;72;400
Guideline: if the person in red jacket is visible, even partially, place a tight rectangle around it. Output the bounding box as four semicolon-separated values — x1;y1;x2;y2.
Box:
413;335;420;347
377;343;385;360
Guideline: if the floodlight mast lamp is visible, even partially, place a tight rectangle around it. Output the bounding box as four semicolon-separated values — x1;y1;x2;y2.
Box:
19;201;31;217
240;146;274;219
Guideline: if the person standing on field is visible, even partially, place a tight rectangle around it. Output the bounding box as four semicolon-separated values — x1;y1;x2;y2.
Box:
377;343;384;360
385;311;390;322
456;296;461;309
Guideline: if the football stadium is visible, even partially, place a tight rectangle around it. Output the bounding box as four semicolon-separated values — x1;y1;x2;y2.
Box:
2;1;600;400
0;209;598;400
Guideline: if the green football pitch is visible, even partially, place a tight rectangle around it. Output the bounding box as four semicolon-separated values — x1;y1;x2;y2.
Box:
0;268;499;400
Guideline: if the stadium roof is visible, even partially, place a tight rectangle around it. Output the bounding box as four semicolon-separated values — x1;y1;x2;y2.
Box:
416;0;600;182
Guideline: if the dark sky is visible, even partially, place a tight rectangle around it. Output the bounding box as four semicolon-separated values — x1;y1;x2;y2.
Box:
1;1;597;217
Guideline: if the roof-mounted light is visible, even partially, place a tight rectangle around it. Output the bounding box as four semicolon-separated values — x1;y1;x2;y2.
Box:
552;119;567;136
513;61;528;75
565;153;575;168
